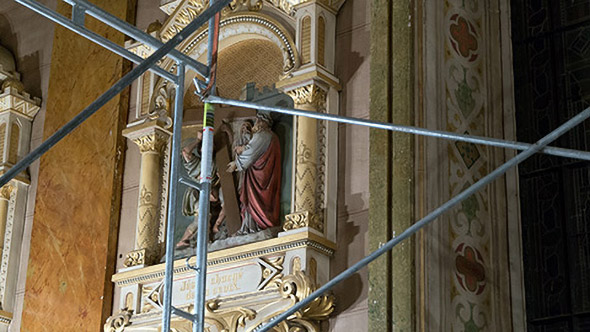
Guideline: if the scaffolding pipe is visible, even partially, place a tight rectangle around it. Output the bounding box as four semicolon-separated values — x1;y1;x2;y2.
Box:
15;0;178;83
255;107;590;331
192;2;221;331
205;96;590;161
1;0;233;189
63;0;210;78
161;62;185;332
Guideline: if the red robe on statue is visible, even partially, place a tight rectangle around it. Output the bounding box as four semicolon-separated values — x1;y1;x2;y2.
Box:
239;133;281;229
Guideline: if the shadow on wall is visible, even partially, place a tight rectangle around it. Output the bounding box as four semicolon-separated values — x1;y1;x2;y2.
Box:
0;13;42;98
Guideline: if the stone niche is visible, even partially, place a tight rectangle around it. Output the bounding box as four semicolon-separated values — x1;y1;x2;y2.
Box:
107;0;346;330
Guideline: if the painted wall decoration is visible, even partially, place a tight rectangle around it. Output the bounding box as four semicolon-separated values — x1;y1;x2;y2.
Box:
444;0;491;330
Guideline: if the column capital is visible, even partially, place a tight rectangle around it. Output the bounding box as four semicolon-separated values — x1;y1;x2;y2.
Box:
285;83;328;111
123;120;170;154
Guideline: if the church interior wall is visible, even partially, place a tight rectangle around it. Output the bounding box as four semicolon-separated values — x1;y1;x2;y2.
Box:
328;0;370;330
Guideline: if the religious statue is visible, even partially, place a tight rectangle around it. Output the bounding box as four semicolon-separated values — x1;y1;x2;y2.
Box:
175;131;224;249
227;111;282;235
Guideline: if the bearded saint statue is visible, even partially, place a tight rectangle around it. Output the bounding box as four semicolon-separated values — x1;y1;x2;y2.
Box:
226;111;281;235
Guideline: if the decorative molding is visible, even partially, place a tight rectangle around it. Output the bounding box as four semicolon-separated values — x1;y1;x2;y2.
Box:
284;211;323;232
0;310;11;326
113;232;335;286
0;85;41;119
124;249;146;268
103;308;133;332
0;186;16;305
286;84;327;110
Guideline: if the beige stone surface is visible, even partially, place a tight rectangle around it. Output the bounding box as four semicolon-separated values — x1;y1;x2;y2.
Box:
332;0;370;330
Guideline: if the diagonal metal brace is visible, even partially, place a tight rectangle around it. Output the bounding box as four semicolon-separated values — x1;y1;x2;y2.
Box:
172;306;197;323
179;176;202;191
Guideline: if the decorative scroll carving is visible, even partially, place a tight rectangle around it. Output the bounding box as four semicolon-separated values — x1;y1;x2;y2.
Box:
266;0;294;15
104;308;133;332
284;211;323;232
204;300;258;330
161;0;208;42
273;270;335;331
132;131;168;154
0;184;13;201
123;249;145;267
229;0;263;12
286;85;327;111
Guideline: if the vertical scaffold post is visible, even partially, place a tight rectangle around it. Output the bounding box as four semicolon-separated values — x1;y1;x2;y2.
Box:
193;1;220;331
162;62;185;331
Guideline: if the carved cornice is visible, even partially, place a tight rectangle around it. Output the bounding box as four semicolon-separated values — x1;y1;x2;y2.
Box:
0;184;14;201
284;211;323;232
103;308;133;332
286;84;327;110
112;231;335;286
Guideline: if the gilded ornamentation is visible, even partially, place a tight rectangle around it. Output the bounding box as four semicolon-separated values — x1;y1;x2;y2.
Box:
123;249;145;267
204;300;258;331
284;211;323;232
229;0;263;12
0;184;14;201
132;131;168;154
273;270;335;331
260;256;285;289
104;308;133;332
296;141;314;166
266;0;294;15
287;85;327;111
160;0;208;42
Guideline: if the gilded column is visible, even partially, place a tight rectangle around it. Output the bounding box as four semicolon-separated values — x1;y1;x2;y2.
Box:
283;83;327;232
123;121;169;266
